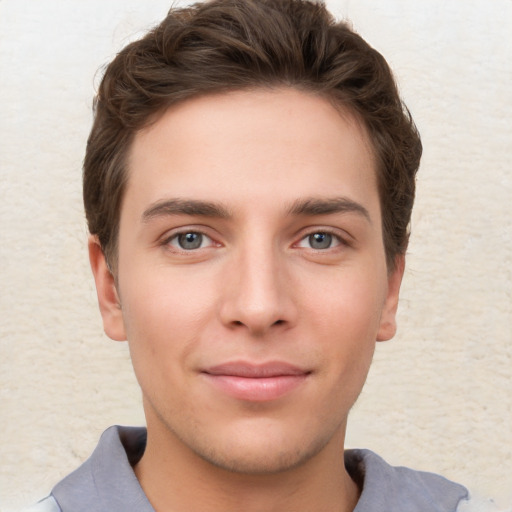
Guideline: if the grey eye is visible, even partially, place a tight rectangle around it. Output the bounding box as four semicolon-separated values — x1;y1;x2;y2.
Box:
177;232;204;250
308;233;333;249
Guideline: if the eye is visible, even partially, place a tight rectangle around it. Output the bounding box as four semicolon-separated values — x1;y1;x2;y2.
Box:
297;232;341;250
167;231;214;250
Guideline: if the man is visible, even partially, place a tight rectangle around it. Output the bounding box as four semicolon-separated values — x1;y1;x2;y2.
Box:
26;0;485;510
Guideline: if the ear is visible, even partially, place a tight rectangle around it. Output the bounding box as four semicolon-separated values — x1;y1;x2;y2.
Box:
376;255;405;342
88;236;127;341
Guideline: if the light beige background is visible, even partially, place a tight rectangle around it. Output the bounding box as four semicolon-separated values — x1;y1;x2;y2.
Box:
1;1;511;510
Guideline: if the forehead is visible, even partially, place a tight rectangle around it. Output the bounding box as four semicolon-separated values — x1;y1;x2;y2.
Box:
124;88;378;217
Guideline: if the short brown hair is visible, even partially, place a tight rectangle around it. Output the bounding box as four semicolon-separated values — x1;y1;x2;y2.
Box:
84;0;422;270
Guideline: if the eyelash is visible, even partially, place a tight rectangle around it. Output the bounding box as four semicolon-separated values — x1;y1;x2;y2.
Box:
163;230;217;252
295;229;349;251
161;228;349;253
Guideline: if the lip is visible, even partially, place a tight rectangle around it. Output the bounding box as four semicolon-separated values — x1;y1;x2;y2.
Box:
201;361;310;402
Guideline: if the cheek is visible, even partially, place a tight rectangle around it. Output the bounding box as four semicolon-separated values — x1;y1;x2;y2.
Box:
120;262;216;329
302;267;386;391
118;268;219;378
305;267;386;340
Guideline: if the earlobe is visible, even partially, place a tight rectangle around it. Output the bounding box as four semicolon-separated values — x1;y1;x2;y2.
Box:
88;236;127;341
376;255;405;342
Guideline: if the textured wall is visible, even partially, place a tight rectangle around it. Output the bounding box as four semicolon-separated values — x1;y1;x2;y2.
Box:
1;1;511;510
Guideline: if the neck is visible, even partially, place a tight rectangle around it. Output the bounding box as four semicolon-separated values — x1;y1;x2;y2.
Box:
134;416;360;512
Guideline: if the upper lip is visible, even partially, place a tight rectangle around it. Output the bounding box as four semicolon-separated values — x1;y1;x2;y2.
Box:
203;361;310;378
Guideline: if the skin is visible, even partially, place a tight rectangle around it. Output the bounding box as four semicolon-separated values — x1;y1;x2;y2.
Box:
89;88;404;512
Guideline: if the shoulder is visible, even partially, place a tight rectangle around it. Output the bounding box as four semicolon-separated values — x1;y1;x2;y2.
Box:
37;425;151;512
346;449;511;512
21;496;61;512
346;449;468;511
456;495;512;512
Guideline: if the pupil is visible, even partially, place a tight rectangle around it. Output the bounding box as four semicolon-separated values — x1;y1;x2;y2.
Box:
178;232;202;250
310;233;331;249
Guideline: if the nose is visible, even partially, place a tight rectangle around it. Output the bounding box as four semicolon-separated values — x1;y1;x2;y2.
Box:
218;242;297;336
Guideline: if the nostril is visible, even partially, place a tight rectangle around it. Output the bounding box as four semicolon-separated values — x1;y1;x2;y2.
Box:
231;319;284;328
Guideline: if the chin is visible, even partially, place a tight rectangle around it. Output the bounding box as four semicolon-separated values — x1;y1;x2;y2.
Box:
188;422;337;476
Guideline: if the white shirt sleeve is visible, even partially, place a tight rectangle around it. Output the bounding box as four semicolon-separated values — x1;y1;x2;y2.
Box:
456;495;512;512
21;496;61;512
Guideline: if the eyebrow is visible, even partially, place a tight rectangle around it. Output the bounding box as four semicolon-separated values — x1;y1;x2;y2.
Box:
141;196;371;223
287;197;371;223
142;199;231;222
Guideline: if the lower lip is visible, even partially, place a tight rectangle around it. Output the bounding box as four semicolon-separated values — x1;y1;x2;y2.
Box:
202;374;308;401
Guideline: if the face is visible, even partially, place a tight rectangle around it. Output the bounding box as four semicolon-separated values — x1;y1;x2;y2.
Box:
90;88;403;474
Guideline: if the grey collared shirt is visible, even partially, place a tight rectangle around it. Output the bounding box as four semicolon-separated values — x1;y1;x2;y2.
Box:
26;425;470;512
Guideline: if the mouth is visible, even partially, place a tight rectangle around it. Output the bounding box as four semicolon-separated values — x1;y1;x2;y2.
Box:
201;361;311;402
